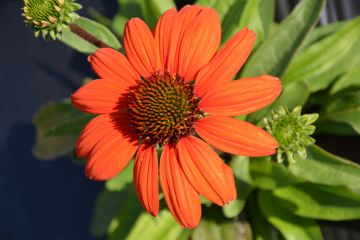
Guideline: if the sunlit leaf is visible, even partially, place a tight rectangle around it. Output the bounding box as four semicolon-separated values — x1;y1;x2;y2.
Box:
106;161;134;192
59;17;121;54
126;210;190;240
283;16;360;92
270;183;360;220
301;21;345;49
331;67;360;94
241;0;325;78
289;145;360;187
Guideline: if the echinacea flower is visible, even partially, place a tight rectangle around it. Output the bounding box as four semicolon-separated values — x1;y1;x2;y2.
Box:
71;5;282;228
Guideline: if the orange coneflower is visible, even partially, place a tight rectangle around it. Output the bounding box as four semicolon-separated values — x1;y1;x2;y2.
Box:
71;5;281;228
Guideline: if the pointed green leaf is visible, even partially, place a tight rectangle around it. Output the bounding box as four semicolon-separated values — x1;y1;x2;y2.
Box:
289;145;360;187
301;21;345;49
241;0;325;78
283;16;360;92
258;190;323;240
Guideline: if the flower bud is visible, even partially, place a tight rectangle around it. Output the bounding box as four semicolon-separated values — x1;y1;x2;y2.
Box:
22;0;82;40
263;106;319;163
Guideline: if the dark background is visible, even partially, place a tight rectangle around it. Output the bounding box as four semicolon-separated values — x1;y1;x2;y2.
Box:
0;0;359;239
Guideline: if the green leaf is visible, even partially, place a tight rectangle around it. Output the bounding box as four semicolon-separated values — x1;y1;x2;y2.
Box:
270;183;360;221
59;17;121;54
91;186;143;238
283;16;360;92
249;157;301;190
113;0;175;37
106;161;134;191
192;219;251;240
247;81;310;124
331;67;360;94
221;0;274;46
316;119;358;136
289;145;360;187
126;210;190;240
241;0;325;78
223;156;253;218
247;193;276;240
219;0;247;43
33;99;84;160
301;21;345;50
90;189;129;237
196;0;238;21
44;114;93;137
258;190;323;240
320;88;360;134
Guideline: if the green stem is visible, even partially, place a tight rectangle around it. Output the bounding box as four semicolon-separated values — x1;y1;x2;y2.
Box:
69;23;111;48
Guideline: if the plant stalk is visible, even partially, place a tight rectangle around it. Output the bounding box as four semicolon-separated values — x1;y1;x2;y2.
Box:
69;23;111;48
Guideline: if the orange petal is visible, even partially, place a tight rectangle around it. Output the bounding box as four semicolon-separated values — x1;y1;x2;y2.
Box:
154;8;179;73
76;114;114;158
160;143;201;228
134;144;159;216
123;18;161;77
177;136;236;206
85;114;138;180
199;75;282;116
195;28;256;97
71;79;128;114
88;48;139;86
176;6;221;81
195;116;278;157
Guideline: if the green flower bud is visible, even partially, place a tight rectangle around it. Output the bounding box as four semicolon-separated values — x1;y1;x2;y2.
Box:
22;0;82;40
263;106;319;163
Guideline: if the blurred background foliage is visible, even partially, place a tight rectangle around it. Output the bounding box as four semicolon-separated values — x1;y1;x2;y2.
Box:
2;0;360;239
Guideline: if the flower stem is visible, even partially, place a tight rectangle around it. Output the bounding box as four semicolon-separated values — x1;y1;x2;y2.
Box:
69;23;111;48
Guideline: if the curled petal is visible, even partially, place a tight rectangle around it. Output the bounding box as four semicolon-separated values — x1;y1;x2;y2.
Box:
177;136;236;206
199;75;282;116
160;144;201;228
134;144;159;216
195;116;278;156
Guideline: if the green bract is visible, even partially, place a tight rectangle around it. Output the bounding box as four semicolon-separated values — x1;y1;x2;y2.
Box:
22;0;82;39
263;106;319;163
